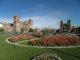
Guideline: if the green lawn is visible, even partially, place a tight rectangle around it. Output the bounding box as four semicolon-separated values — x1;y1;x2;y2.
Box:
0;35;80;60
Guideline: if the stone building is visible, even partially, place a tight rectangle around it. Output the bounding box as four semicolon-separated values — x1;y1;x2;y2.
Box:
20;18;33;33
0;16;33;33
13;16;21;32
60;20;72;33
3;23;13;32
71;27;80;34
60;20;80;35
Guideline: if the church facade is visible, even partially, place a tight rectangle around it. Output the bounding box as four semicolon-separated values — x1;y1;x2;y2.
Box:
60;20;80;34
0;16;33;33
60;20;72;32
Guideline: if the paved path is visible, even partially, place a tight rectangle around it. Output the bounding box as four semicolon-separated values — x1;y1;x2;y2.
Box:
5;37;80;49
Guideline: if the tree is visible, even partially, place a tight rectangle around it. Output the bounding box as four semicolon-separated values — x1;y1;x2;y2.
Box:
29;28;34;33
41;29;50;36
0;29;5;33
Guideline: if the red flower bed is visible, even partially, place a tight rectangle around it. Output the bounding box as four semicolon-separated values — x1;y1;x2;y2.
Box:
29;36;80;46
33;34;44;38
8;34;35;43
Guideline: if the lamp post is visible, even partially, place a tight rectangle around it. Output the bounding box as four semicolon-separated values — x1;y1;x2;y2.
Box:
78;27;80;37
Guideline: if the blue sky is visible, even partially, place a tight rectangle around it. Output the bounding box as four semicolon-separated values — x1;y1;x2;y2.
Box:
0;0;80;28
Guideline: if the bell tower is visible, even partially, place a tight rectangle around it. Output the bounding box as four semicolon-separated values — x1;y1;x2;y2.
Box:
60;20;64;32
67;20;72;32
13;16;21;32
27;18;33;28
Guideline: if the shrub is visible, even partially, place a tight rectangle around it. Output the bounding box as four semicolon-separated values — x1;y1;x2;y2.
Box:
32;53;62;60
8;34;35;43
29;36;80;46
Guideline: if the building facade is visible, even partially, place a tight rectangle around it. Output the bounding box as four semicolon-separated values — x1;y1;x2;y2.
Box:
60;20;72;32
0;16;33;33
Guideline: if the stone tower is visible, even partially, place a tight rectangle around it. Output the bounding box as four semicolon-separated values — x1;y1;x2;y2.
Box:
26;19;33;31
60;20;64;32
28;19;33;28
13;16;21;32
67;20;72;31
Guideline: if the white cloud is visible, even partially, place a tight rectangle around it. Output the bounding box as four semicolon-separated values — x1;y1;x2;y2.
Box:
23;16;60;29
0;23;3;27
46;11;69;18
0;18;13;23
36;4;45;8
23;11;68;29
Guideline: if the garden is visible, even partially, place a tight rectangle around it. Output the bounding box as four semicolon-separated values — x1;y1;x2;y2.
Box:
28;36;80;46
4;34;80;60
8;34;80;47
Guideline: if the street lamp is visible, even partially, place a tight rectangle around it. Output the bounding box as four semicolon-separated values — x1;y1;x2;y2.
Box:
78;27;80;37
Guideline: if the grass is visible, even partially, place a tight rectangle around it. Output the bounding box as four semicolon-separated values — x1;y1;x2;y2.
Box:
19;41;29;45
0;35;80;60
